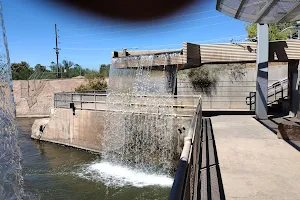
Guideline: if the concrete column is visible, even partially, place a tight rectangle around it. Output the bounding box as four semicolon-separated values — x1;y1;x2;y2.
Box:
288;60;299;117
255;24;269;119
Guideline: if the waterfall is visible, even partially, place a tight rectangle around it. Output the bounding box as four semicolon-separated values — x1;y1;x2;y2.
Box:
0;1;25;199
103;53;180;175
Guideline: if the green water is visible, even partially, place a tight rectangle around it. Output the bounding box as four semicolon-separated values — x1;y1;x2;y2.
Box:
17;118;171;200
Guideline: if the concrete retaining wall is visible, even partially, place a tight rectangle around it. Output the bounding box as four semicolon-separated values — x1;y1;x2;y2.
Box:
32;108;105;152
31;107;192;153
13;78;85;117
177;64;288;110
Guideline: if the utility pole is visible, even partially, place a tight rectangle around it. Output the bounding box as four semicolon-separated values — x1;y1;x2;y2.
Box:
54;24;61;78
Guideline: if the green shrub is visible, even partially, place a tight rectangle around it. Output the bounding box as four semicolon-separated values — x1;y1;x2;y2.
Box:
75;72;107;91
187;67;217;95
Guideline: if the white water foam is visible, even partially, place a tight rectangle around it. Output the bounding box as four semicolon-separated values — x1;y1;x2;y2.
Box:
77;162;173;188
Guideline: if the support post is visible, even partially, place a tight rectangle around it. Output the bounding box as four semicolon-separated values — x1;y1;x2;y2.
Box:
288;60;299;117
255;24;269;119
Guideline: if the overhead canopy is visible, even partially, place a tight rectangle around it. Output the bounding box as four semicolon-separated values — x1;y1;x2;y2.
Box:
216;0;300;23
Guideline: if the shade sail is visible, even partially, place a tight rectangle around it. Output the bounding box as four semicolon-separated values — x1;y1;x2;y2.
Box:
216;0;300;23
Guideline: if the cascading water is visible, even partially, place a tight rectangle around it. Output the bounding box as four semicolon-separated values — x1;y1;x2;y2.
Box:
102;53;180;176
0;1;25;199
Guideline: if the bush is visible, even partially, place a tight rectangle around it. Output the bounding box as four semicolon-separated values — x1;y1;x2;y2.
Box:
75;72;107;91
187;67;217;95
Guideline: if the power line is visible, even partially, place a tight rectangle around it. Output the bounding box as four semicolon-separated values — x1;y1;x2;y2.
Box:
62;15;222;38
61;34;248;51
63;21;234;44
60;10;216;32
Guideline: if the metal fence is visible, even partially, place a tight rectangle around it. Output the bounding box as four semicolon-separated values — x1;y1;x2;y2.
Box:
54;92;107;111
169;97;202;200
54;92;201;117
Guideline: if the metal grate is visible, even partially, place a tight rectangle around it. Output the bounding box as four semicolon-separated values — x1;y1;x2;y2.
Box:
217;0;300;23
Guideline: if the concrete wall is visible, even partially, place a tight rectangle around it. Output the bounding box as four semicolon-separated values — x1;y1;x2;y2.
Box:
177;64;288;110
13;78;85;117
32;107;192;153
32;108;105;152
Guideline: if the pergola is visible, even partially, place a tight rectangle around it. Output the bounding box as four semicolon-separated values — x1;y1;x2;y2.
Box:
217;0;300;119
216;0;300;23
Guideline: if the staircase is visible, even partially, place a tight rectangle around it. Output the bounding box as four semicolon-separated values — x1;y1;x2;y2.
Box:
246;78;288;112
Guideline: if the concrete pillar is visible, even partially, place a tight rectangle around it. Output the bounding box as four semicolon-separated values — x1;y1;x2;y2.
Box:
288;60;299;117
255;24;269;119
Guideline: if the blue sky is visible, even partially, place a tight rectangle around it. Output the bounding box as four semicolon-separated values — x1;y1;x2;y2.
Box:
3;0;248;70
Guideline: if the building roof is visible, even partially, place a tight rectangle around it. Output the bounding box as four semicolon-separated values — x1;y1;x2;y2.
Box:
216;0;300;23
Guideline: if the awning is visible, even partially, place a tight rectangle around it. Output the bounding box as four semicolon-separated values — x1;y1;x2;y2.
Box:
216;0;300;23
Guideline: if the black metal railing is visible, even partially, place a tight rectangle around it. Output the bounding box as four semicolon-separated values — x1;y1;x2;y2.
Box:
246;78;288;110
169;97;202;200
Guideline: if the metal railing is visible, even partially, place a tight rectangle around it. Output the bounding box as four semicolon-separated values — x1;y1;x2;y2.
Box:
246;78;288;110
169;97;202;200
54;92;200;117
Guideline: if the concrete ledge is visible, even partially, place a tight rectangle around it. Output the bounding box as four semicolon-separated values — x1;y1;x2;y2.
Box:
278;123;300;141
31;135;101;154
17;115;50;118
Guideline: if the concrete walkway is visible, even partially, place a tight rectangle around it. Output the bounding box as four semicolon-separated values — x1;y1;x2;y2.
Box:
211;115;300;200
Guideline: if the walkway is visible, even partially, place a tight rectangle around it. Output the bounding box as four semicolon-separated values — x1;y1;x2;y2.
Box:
211;115;300;200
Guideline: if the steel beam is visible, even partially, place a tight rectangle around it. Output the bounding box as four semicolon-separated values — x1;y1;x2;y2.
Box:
255;0;279;23
216;0;222;11
288;60;299;117
278;2;300;23
234;0;247;19
256;24;269;119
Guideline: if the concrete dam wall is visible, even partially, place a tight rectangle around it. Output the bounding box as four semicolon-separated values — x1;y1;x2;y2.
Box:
32;108;105;152
32;107;192;154
13;78;86;117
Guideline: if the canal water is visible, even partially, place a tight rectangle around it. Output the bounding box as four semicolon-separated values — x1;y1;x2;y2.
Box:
17;118;171;200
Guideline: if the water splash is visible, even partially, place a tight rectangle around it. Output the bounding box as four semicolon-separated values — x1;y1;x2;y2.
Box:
77;161;173;187
0;1;25;199
103;53;180;175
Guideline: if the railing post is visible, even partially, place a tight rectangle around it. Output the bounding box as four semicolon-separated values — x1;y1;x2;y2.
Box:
250;93;252;111
80;93;82;110
281;85;284;99
65;94;67;108
54;94;56;108
94;93;96;110
274;85;277;101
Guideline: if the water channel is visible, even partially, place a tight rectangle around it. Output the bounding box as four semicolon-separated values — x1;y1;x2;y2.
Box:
18;118;171;200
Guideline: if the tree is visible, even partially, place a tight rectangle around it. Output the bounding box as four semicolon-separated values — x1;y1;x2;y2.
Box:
245;22;298;41
61;60;74;78
34;64;46;72
68;64;82;77
11;61;34;80
99;64;110;77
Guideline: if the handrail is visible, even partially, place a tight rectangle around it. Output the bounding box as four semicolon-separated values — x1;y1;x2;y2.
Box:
55;92;200;98
53;92;200;118
246;77;288;109
169;96;202;200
